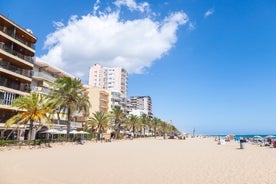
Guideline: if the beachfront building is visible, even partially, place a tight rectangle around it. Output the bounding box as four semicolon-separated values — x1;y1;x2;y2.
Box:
110;90;130;113
31;57;74;95
0;14;37;127
89;64;128;112
86;85;110;115
89;64;128;98
129;96;153;117
32;58;90;134
31;57;84;129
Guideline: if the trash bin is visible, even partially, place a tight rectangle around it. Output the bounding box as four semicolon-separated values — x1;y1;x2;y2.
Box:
240;139;246;149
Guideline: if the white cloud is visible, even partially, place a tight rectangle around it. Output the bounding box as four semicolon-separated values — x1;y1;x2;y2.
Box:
114;0;150;13
188;22;196;31
204;9;214;18
93;0;101;15
53;21;64;29
40;0;188;80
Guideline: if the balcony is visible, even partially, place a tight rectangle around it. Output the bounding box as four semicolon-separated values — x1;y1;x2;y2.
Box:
0;42;33;64
0;60;31;78
31;86;50;94
32;71;56;82
0;25;35;50
0;90;22;106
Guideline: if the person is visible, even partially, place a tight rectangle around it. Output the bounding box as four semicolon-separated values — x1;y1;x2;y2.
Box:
99;131;103;142
131;132;134;140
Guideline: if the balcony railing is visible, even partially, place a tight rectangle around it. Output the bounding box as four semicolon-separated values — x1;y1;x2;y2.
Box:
0;90;21;105
0;42;33;63
32;71;56;82
31;86;51;94
0;25;35;49
0;60;32;78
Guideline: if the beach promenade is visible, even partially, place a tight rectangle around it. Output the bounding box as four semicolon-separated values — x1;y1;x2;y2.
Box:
1;137;276;184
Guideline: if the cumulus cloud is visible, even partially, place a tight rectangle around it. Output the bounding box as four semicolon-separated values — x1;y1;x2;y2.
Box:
114;0;150;13
204;8;214;18
93;0;101;15
40;0;188;80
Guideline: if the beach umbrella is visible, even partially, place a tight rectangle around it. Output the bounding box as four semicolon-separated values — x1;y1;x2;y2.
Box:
78;130;89;134
265;135;275;138
41;129;64;139
59;130;67;134
69;130;79;134
41;129;61;134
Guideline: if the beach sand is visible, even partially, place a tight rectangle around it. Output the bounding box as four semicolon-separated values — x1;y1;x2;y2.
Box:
1;137;276;184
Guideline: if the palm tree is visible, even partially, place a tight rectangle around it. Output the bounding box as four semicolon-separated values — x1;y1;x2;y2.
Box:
87;111;110;140
110;107;125;139
152;117;161;138
47;77;90;141
159;121;169;139
140;113;148;137
5;92;53;140
128;115;139;137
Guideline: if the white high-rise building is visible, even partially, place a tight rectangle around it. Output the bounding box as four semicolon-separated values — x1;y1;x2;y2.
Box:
89;64;128;98
129;96;152;117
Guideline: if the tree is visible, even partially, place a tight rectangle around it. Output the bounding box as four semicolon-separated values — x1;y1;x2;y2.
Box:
159;121;169;139
152;117;161;138
47;77;90;141
87;111;110;140
128;115;139;136
110;107;125;139
140;113;148;137
5;92;53;140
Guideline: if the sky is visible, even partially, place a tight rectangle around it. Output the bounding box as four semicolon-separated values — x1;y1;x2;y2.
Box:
1;0;276;135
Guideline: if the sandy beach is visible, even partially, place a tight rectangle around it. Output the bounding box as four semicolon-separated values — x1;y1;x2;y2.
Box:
1;137;276;184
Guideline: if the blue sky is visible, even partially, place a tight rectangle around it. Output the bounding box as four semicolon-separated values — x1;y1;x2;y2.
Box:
2;0;276;135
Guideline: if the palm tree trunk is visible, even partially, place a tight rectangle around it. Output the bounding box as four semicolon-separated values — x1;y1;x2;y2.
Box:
115;123;121;139
66;109;71;141
143;127;146;137
28;120;34;140
132;126;135;137
154;127;156;138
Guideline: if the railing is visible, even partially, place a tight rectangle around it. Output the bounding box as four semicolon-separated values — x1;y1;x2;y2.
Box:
0;42;33;63
0;98;12;105
0;92;20;105
31;86;50;94
0;60;32;78
0;80;21;91
0;25;35;49
32;71;56;82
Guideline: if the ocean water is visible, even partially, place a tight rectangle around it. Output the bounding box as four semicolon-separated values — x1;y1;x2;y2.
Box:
209;134;276;141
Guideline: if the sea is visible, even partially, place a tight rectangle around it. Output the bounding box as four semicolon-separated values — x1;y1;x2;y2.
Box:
208;134;276;140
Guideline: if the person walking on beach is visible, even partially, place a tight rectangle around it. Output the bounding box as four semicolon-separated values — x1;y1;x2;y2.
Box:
99;131;103;142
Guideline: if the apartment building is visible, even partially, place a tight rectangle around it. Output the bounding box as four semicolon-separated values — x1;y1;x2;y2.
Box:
89;64;128;98
32;57;74;94
31;57;85;128
89;64;128;111
129;96;153;117
86;85;110;116
0;14;37;123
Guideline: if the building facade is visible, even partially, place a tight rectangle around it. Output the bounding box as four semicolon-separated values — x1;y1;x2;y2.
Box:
32;57;74;95
86;85;110;116
0;14;37;123
31;57;83;129
129;96;152;117
89;64;128;111
89;64;128;98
